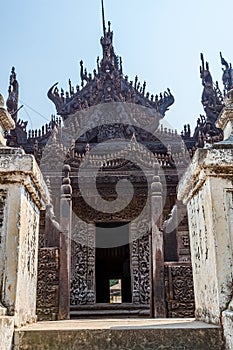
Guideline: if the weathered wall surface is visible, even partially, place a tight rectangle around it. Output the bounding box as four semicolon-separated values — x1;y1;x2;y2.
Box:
0;189;8;303
186;176;233;323
0;148;49;328
0;315;14;350
222;309;233;350
0;94;15;350
178;144;233;350
14;186;40;325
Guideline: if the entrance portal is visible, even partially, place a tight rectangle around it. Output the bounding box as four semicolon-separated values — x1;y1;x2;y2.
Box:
95;223;131;303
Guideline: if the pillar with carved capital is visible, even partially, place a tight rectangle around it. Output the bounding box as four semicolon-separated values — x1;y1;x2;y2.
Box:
59;164;72;319
150;169;166;318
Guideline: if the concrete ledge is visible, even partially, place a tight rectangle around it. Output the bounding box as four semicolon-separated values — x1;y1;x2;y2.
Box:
14;319;224;350
0;316;14;350
178;147;233;204
0;147;50;209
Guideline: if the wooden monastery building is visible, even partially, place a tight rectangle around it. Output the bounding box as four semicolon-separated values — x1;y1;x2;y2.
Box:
3;2;230;321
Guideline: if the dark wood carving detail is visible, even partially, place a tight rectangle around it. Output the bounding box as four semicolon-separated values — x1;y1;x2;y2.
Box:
131;215;150;305
37;207;63;320
47;22;174;119
70;221;95;305
36;248;60;321
164;262;195;318
38;210;46;248
138;235;150;304
70;242;89;305
72;194;148;224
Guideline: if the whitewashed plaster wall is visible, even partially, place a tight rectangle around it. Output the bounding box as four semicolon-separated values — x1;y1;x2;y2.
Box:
178;144;233;350
0;150;49;328
178;147;233;326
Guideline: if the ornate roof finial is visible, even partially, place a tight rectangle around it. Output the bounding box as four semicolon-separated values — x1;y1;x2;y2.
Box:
47;7;174;118
220;52;229;69
6;66;19;121
101;0;106;37
108;20;111;33
220;52;233;93
193;53;224;145
200;52;205;72
200;53;212;86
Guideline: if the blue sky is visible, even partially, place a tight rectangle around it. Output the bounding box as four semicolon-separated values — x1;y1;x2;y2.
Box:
1;0;233;133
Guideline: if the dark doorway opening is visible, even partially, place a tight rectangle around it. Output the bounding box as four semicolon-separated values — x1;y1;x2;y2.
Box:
95;222;132;303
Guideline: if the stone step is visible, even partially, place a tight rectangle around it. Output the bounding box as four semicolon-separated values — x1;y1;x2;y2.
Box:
70;303;150;310
70;303;150;318
14;318;224;350
70;309;150;318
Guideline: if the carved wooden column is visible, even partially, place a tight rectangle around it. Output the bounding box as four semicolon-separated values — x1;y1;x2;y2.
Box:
150;172;166;317
59;165;72;319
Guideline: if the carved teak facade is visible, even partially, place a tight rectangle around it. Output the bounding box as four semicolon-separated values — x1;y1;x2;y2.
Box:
4;10;230;320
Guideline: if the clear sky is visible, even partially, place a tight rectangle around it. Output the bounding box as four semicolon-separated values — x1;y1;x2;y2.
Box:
1;0;233;133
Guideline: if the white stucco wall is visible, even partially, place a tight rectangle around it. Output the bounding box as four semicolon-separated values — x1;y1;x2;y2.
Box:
0;150;49;328
178;145;233;349
185;175;233;324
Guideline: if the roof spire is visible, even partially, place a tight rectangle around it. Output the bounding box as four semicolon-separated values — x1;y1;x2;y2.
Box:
101;0;106;36
6;67;19;122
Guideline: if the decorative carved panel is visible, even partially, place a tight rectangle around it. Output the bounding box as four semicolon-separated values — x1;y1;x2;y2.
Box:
70;210;151;307
38;210;46;248
72;191;148;224
36;248;60;321
131;212;150;305
70;220;95;305
164;262;195;318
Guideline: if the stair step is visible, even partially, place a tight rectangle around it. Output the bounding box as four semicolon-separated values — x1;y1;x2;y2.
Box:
70;303;150;318
14;318;224;350
70;309;150;318
70;303;149;310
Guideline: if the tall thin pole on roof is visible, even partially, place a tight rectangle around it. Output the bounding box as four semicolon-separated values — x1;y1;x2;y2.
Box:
101;0;106;36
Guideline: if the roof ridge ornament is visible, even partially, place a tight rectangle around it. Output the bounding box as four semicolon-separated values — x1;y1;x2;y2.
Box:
200;53;223;124
193;53;224;147
47;5;174;119
6;67;19;122
220;52;233;94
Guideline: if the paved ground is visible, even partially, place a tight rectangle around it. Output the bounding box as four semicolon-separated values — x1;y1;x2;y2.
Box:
18;318;220;330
